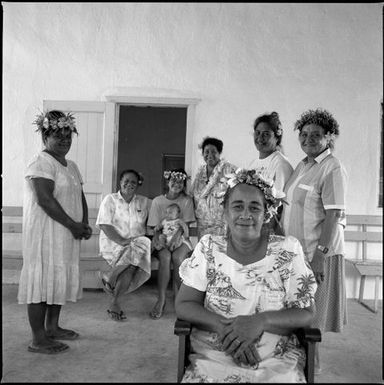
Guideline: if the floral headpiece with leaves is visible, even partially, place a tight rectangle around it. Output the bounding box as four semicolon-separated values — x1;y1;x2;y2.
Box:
33;111;78;136
163;170;189;182
220;168;287;223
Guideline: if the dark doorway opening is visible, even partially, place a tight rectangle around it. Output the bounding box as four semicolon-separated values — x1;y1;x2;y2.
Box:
117;105;187;199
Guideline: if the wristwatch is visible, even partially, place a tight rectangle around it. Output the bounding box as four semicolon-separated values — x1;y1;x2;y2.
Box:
317;245;329;254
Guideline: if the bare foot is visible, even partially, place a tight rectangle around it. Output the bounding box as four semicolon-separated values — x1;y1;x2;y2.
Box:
149;300;166;319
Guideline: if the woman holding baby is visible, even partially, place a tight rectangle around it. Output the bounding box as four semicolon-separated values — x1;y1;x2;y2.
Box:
147;168;196;319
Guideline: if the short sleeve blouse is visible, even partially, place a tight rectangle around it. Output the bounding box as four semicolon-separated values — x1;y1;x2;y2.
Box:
179;234;317;317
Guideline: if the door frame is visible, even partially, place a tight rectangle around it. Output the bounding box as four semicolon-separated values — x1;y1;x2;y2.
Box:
105;95;201;192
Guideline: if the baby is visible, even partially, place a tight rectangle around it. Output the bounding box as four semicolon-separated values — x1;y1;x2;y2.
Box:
154;203;192;252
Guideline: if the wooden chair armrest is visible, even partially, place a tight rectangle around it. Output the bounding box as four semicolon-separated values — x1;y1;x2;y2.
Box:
174;319;192;336
295;327;322;344
174;319;192;382
295;327;322;384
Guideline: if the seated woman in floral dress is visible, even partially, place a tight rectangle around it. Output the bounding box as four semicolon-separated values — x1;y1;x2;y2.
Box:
175;169;317;383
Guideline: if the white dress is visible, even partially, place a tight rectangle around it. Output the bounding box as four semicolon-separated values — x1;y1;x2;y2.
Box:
179;234;317;383
248;150;293;193
18;152;84;305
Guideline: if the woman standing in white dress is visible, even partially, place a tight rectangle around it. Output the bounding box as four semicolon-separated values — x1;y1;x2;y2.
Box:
248;112;293;234
18;110;92;354
248;111;293;194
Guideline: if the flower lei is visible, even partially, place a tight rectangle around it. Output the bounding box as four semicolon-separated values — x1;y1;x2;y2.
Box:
33;111;77;135
275;127;283;136
198;159;228;200
163;170;189;181
220;168;287;223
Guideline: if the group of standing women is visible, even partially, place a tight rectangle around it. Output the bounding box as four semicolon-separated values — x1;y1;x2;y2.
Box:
18;106;347;377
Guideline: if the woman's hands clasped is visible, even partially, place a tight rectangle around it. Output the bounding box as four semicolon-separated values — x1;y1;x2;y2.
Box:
69;222;93;240
219;314;264;367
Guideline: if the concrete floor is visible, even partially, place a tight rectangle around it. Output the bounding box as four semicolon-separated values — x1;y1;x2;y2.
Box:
2;278;383;383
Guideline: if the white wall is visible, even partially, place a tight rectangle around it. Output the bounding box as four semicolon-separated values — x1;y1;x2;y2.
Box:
3;3;382;297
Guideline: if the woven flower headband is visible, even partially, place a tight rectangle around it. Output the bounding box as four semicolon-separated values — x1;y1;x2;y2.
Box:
33;111;78;135
163;170;189;181
220;168;287;223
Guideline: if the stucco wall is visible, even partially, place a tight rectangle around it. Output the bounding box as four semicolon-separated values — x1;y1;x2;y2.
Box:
3;3;382;297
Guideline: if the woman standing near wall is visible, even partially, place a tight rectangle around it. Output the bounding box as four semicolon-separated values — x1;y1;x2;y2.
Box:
248;112;293;193
249;112;293;234
191;137;237;240
282;108;348;373
18;110;92;354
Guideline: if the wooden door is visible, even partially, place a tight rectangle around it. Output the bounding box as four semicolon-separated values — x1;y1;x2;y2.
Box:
43;100;115;255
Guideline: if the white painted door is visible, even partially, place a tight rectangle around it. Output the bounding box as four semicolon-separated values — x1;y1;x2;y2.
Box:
43;100;115;256
43;100;115;209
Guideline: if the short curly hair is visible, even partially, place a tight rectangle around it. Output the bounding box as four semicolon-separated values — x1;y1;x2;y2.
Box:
199;137;223;154
294;108;339;149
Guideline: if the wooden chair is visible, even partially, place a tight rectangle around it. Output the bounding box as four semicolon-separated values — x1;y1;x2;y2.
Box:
174;319;322;383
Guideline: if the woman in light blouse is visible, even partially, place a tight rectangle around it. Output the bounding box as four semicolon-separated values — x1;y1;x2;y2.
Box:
96;169;151;321
282;108;348;373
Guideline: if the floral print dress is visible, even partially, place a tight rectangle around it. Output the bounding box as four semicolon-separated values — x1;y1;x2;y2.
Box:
191;159;237;239
179;234;317;383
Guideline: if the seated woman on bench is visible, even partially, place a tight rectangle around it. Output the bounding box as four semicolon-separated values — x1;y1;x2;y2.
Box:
175;168;317;383
96;169;152;321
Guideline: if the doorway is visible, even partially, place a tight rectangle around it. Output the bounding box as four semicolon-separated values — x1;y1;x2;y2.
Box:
116;105;187;199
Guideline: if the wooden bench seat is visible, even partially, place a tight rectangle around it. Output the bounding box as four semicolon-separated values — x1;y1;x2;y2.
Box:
345;215;382;313
2;206;198;288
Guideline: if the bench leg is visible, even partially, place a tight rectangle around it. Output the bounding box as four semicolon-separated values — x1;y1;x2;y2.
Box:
374;276;380;313
358;275;366;303
358;275;381;313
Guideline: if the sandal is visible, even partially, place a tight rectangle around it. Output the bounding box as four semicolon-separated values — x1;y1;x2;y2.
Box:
28;342;69;354
98;271;114;295
107;309;127;321
47;330;80;341
149;302;166;320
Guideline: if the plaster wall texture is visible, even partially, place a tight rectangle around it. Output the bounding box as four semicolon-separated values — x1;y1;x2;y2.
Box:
3;3;382;297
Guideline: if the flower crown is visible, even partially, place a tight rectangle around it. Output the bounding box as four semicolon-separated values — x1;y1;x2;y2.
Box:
221;168;287;223
163;170;189;181
33;111;78;135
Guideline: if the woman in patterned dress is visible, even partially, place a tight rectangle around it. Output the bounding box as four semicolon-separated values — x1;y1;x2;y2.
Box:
282;108;348;373
96;169;152;321
176;169;317;383
18;110;93;354
190;137;237;240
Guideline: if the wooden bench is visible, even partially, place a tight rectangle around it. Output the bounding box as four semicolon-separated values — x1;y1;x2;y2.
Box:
2;206;198;288
345;215;382;313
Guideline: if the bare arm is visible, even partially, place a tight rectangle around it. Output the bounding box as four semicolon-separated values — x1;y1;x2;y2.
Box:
81;190;89;224
98;224;132;247
31;177;90;240
176;283;264;367
311;209;345;282
175;283;226;334
220;305;315;361
81;190;92;239
178;219;190;238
